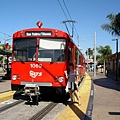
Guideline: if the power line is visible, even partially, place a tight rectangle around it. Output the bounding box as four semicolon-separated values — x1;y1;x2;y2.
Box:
57;0;74;37
0;32;11;37
62;0;80;39
58;0;80;44
62;0;74;33
57;0;69;20
57;0;71;27
62;0;78;38
62;0;72;20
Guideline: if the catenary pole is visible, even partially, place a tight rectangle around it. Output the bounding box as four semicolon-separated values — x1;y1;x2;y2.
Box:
116;39;118;81
94;32;96;77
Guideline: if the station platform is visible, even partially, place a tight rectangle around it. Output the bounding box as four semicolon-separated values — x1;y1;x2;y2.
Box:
56;72;92;120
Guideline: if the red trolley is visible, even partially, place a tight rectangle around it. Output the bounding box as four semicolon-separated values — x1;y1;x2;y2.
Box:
11;21;85;97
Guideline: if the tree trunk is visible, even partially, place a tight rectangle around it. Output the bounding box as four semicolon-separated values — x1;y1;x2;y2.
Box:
103;60;106;73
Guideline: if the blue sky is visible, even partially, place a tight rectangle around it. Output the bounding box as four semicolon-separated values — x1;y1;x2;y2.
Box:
0;0;120;56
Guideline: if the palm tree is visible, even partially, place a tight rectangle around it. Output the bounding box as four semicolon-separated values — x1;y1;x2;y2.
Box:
97;45;112;72
101;13;120;37
86;48;93;59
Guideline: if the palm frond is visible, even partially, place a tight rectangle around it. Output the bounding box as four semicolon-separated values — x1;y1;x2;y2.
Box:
106;14;116;21
101;13;120;37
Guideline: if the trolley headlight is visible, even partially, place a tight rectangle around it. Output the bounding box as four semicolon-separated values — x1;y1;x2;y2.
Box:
58;77;64;83
12;75;17;80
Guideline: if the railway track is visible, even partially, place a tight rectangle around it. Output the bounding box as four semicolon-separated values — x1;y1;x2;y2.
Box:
0;93;60;119
29;102;58;120
0;99;24;113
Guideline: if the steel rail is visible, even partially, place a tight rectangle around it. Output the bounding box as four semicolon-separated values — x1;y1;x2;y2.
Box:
0;100;24;113
29;102;58;120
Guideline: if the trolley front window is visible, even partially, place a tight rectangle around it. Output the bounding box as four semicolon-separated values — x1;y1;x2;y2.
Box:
37;38;66;62
13;38;36;62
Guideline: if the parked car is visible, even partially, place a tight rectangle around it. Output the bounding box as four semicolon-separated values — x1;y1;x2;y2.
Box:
97;65;104;68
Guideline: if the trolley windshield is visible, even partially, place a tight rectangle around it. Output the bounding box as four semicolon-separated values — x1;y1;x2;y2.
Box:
37;38;66;62
13;38;66;62
13;38;36;62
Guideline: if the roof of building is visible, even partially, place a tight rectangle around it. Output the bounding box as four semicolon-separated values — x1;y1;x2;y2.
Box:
108;52;120;59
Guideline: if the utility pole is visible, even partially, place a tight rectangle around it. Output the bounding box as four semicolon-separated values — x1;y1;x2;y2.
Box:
78;32;97;76
112;39;118;81
116;39;118;81
94;32;96;77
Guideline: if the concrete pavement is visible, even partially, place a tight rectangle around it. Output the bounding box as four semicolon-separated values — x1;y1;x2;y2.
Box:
0;79;11;93
89;72;120;120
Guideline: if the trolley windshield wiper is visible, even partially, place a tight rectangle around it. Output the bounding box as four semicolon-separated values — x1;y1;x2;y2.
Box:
17;57;25;63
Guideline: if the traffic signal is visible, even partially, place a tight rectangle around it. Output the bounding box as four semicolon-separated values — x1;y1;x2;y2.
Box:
5;43;9;50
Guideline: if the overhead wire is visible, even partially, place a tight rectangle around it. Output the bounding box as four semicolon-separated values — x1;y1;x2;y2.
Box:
57;0;69;21
62;0;80;44
57;0;72;36
62;0;75;34
58;0;80;45
62;0;72;20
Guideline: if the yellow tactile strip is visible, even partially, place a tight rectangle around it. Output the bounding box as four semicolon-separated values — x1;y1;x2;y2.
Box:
0;91;16;102
56;72;91;120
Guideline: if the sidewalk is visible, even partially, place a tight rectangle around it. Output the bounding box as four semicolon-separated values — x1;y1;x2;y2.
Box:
89;72;120;120
0;79;11;93
0;71;11;93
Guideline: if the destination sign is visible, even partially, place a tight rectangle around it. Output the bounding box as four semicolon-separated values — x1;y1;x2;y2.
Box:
25;31;52;36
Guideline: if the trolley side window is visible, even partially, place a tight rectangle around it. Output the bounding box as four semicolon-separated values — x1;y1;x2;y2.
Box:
75;48;80;65
38;38;66;62
13;38;36;62
68;48;72;63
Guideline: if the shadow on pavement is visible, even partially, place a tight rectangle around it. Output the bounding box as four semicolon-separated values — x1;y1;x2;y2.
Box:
89;72;120;91
69;104;91;120
109;112;120;115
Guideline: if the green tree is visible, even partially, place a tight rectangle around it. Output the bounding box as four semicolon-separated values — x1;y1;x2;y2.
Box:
95;55;101;64
101;13;120;37
0;44;12;68
86;48;93;59
97;45;112;72
0;43;12;50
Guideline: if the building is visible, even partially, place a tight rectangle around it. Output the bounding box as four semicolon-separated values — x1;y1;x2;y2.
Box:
108;52;120;73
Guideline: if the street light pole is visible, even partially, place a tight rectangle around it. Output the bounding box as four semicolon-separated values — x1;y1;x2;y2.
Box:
106;50;108;76
112;39;118;81
94;32;96;77
105;47;109;76
116;39;118;81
